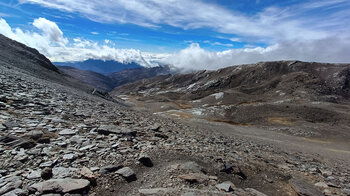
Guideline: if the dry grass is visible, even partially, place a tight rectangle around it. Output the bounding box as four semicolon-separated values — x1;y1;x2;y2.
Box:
167;111;193;119
207;118;251;126
169;101;192;109
268;117;293;125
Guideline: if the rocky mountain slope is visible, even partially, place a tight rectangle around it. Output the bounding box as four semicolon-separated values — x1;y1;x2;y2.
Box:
58;65;172;91
112;61;350;141
1;33;349;196
0;34;113;101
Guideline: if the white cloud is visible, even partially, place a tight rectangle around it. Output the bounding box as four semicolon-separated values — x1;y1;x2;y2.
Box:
0;17;166;67
164;39;350;72
19;0;350;42
33;17;68;46
203;40;233;47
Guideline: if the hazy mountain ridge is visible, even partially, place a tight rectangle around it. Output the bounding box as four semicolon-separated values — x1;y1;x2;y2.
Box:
58;65;172;91
54;59;143;74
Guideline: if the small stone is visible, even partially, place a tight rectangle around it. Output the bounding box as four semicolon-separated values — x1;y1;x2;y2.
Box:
80;167;96;181
216;181;235;192
315;182;328;188
0;123;6;131
40;161;54;168
52;167;78;178
343;188;350;195
23;130;44;140
150;124;161;132
116;167;137;182
58;129;76;136
41;167;53;180
100;165;123;174
138;153;153;167
27;170;41;179
79;144;95;151
63;153;76;161
220;162;233;174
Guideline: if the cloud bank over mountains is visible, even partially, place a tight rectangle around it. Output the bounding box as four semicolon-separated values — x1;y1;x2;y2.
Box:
1;17;350;71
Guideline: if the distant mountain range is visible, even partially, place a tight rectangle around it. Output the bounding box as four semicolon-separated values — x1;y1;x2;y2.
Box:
54;59;144;74
58;65;172;92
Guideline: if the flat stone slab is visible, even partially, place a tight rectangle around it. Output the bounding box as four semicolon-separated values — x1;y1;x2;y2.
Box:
30;178;90;194
290;179;323;196
58;129;76;136
97;125;137;136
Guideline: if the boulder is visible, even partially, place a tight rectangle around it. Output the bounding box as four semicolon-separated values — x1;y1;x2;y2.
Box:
216;181;235;192
30;178;90;194
138;153;153;167
116;167;137;182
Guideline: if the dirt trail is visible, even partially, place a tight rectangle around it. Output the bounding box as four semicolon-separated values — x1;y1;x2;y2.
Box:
181;118;350;165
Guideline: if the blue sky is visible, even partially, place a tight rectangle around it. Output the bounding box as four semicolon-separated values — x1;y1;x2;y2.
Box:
0;0;350;70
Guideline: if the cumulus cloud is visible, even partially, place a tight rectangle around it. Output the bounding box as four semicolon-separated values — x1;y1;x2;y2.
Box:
164;38;350;71
18;0;350;42
33;17;67;46
0;17;166;67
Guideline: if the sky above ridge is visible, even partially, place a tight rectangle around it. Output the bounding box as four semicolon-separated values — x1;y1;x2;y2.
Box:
0;0;350;71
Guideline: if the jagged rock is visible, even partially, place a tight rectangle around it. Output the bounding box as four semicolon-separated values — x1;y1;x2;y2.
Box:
23;130;44;140
219;162;233;174
29;178;90;194
0;135;36;149
63;153;76;161
116;167;137;182
80;167;96;181
0;176;22;195
149;124;161;132
58;129;76;136
2;188;27;196
216;181;235;192
100;165;123;174
41;167;53;180
0;123;6;131
138;153;153;167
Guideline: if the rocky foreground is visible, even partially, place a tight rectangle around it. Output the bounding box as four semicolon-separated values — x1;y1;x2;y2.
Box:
0;64;350;195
